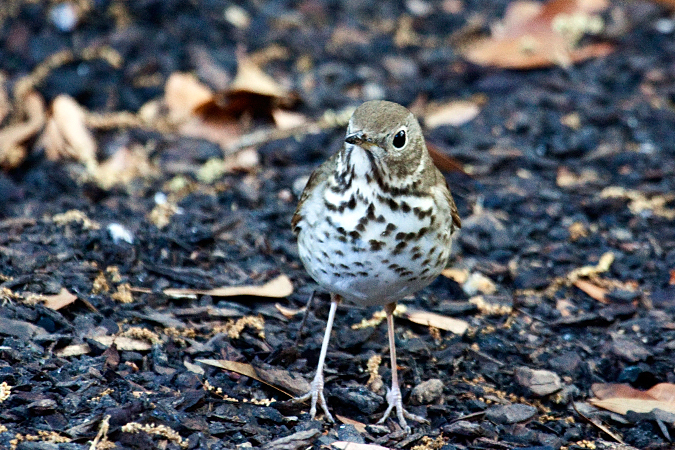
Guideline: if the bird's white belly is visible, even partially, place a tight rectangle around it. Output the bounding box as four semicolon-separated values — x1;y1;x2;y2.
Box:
297;180;452;306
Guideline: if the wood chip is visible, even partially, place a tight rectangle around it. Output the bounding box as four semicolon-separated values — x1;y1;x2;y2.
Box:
402;308;469;335
42;288;78;310
573;279;609;303
162;274;293;299
92;336;152;351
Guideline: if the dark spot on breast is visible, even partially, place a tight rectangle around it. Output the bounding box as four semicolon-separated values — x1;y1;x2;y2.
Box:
401;202;411;213
395;232;406;240
421;258;431;266
355;223;366;232
381;259;389;264
338;236;347;243
411;252;422;260
416;227;429;239
324;201;338;212
357;271;368;276
366;203;376;219
393;241;407;254
347;194;357;210
332;272;342;277
349;230;361;240
376;215;386;223
345;272;357;277
339;264;349;269
369;240;384;251
388;198;399;211
388;263;400;270
336;227;347;235
354;261;364;267
336;250;344;256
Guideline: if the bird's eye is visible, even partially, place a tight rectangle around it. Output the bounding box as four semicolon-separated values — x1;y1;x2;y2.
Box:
392;130;406;149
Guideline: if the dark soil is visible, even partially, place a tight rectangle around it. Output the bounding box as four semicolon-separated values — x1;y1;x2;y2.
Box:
1;1;675;449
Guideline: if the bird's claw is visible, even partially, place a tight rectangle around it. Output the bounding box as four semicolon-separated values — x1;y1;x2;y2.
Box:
293;373;335;423
377;385;428;432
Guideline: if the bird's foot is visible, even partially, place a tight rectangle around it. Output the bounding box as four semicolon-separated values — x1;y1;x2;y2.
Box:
294;372;335;423
377;384;428;433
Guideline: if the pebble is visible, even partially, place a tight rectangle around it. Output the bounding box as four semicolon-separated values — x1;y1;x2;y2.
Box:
410;378;444;405
485;403;538;424
514;367;562;396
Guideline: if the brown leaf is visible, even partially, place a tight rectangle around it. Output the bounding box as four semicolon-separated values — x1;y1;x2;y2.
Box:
196;359;295;397
590;382;675;415
0;91;46;169
102;343;120;370
164;72;214;124
162;274;293;299
42;288;78;310
94;145;157;190
424;100;480;128
334;415;367;433
48;95;97;168
461;0;612;69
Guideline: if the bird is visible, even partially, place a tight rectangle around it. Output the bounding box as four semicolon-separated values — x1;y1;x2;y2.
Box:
291;100;461;431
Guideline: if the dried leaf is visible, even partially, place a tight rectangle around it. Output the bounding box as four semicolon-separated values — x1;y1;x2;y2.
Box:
164;72;214;124
334;415;368;433
92;336;152;351
461;0;612;69
590;383;675;415
196;359;295;397
442;268;469;283
424;100;480;128
272;109;309;130
0;91;46;169
403;308;469;335
42;288;77;310
50;95;97;168
229;53;289;99
163;274;293;299
573;279;608;303
94;145;157;190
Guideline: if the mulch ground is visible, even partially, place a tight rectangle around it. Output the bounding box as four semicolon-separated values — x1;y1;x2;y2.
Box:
1;1;675;449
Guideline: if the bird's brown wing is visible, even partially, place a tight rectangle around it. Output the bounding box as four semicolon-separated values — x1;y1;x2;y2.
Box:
291;153;338;235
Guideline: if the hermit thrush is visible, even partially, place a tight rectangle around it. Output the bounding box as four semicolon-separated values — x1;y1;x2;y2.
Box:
292;100;461;431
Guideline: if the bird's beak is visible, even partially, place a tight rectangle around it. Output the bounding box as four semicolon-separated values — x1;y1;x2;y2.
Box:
345;131;376;150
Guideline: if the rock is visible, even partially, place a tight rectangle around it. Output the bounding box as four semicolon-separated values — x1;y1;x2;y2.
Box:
485;403;537;424
611;335;652;362
442;420;481;437
515;367;562;396
410;378;444;405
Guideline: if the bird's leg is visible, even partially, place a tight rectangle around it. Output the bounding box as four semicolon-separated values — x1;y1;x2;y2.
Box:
293;293;339;423
377;302;428;432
